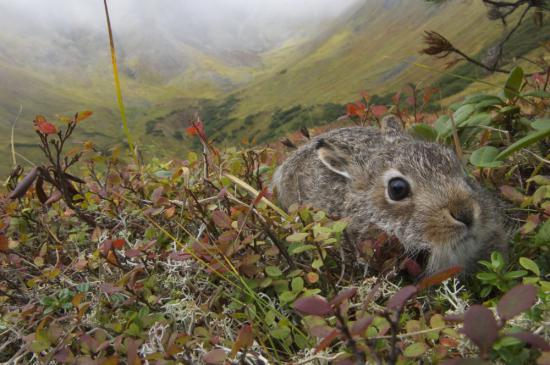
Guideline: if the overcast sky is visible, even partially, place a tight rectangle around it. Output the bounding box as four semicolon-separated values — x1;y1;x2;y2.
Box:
0;0;362;31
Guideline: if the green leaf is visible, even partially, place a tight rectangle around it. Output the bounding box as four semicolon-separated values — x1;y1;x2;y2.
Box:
463;113;492;127
410;123;437;141
477;272;498;281
491;252;505;271
286;232;309;243
288;244;317;255
270;326;291;340
291;277;304;292
331;220;348;233
154;170;172;179
453;104;476;125
279;291;298;304
403;342;427;357
531;119;550;131
464;93;503;104
519;257;540;276
527;175;550;186
534;220;550;246
434;115;451;137
30;339;51;353
265;266;283;277
522;90;550;98
504;66;524;99
503;270;527;279
494;336;523;350
498;105;521;116
312;258;324;269
470;146;502;168
496;127;550;161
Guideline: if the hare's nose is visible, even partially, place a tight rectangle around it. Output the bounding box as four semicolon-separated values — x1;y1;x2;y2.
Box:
449;207;473;227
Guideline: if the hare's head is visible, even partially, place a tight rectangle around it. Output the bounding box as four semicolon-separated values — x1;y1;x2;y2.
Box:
315;116;507;273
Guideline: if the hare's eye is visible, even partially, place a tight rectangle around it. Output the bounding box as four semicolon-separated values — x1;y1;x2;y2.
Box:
388;177;410;201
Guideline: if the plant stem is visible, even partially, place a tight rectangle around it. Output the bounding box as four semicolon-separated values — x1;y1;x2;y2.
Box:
103;0;135;159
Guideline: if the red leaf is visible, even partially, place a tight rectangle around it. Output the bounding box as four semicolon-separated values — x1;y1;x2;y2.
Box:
329;287;357;307
499;185;525;204
497;284;538;321
406;96;416;106
309;325;334;338
185;119;206;139
371;105;388;118
417;266;461;291
510;331;550;351
45;190;63;206
314;328;340;353
8;167;38;199
252;186;269;207
402;257;423;277
462;305;498;354
423;87;438;105
53;348;74;363
111;239;125;250
34;116;58;135
35;176;47;204
392;91;401;105
350;316;373;336
125;249;142;258
150;187;163;205
294;295;332;316
230;324;254;357
346;103;359;117
203;349;226;364
99;283;122;295
387;285;417;311
126;338;141;365
212;210;232;229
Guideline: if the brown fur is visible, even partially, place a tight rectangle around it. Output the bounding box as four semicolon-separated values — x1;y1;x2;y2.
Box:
272;115;508;274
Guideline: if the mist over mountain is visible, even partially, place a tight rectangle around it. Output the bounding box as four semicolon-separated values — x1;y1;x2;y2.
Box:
0;0;546;175
0;0;361;85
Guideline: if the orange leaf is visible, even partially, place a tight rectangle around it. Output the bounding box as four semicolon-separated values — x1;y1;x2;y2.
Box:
252;187;269;207
417;266;461;291
76;111;93;122
106;250;120;267
35;115;48;124
55;114;72;123
164;206;176;219
315;328;340;353
72;292;85;307
346;103;359;117
0;235;8;252
185;119;206;138
230;324;254;357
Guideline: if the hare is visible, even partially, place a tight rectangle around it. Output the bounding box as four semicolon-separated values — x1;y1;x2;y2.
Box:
272;115;508;274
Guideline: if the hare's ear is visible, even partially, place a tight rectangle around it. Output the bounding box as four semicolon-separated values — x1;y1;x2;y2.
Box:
381;115;404;142
315;139;352;179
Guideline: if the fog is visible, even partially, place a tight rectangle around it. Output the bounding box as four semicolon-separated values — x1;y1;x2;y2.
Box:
0;0;363;52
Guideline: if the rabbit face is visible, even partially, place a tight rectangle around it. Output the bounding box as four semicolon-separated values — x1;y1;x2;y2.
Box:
317;139;507;273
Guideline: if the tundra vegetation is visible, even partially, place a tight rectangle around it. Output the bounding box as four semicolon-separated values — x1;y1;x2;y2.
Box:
0;1;549;364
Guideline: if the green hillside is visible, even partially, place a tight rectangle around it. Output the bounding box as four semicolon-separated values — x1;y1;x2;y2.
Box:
143;0;548;153
1;0;548;175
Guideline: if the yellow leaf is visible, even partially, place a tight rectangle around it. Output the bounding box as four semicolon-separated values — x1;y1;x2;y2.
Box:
76;111;93;122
